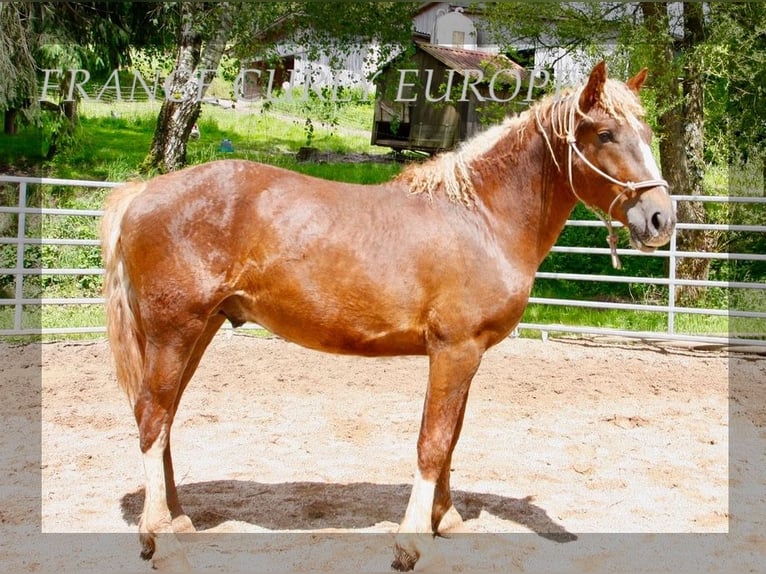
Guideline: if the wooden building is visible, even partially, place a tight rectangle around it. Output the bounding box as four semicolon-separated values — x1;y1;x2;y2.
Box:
371;41;528;153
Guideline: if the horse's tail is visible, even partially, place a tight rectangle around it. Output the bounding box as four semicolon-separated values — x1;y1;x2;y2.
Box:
100;182;146;406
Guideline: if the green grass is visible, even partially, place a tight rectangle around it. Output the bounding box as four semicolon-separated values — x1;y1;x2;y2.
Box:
0;99;392;182
520;303;732;338
290;161;401;183
0;126;47;169
0;303;103;343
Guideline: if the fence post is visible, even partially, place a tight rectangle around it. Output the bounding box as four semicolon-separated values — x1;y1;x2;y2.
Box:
667;214;678;336
14;181;27;333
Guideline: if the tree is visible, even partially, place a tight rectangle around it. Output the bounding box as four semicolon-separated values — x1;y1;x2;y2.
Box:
0;1;173;160
637;2;714;302
481;1;716;301
143;2;234;172
0;3;41;135
705;3;766;181
143;1;415;172
39;2;174;151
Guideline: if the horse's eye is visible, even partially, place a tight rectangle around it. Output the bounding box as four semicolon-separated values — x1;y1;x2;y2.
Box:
598;131;614;143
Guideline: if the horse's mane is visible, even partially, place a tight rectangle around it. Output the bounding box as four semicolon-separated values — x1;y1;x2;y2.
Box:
396;78;646;207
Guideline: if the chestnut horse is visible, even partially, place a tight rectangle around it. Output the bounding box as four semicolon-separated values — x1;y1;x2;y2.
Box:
101;62;674;571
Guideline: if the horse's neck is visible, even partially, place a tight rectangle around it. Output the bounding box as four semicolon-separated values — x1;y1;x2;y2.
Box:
477;128;578;267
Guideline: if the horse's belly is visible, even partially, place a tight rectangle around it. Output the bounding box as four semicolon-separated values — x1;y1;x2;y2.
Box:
220;289;428;357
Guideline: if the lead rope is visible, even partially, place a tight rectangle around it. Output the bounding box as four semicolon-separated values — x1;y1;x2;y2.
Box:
538;89;669;270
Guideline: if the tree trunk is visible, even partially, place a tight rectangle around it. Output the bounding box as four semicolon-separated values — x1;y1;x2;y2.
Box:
143;3;233;173
640;2;712;305
675;1;714;304
4;108;18;134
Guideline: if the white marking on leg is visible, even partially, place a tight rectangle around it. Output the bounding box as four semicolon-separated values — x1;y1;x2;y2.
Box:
399;470;436;534
138;426;191;570
141;426;173;532
639;140;662;180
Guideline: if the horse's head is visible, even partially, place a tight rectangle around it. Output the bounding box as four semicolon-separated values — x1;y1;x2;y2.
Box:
566;62;675;257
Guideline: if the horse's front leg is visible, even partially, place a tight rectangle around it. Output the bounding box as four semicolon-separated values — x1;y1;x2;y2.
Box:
432;416;470;536
392;341;482;572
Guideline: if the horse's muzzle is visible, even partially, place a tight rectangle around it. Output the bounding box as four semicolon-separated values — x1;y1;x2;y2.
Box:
624;187;676;252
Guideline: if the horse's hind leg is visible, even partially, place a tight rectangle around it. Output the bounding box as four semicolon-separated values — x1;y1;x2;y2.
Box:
163;315;226;535
135;321;207;569
163;429;193;533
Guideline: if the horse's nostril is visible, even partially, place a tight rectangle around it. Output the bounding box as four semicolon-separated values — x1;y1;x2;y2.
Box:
650;212;663;234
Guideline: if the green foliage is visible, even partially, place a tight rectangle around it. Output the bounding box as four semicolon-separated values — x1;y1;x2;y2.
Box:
705;2;766;166
534;203;669;305
717;162;766;285
234;2;415;66
480;1;766;173
482;2;636;56
1;1;174;143
266;84;377;149
129;47;176;83
0;3;38;113
303;117;315;148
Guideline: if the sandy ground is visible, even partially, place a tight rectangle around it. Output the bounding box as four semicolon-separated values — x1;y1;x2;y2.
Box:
2;332;765;572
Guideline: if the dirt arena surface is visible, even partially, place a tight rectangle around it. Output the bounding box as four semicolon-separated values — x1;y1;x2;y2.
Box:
2;333;765;572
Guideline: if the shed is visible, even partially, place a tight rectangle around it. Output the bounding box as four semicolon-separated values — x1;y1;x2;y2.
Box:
371;42;528;153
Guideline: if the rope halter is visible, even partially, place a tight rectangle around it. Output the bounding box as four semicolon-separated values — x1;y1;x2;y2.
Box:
537;88;669;269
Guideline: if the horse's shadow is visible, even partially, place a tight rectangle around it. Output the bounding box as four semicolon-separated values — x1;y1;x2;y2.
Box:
120;480;576;543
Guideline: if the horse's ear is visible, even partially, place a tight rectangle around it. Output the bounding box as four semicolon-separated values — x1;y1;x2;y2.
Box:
626;68;648;93
579;61;607;113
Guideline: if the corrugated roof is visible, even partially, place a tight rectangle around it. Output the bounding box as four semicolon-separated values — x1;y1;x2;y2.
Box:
415;42;527;83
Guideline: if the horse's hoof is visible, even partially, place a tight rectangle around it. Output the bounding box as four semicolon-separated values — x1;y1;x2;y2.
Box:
436;505;466;537
139;533;155;561
391;545;417;572
152;550;192;571
150;533;192;571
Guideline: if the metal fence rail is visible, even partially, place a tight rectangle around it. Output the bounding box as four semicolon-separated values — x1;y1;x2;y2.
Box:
1;175;764;347
0;176;118;335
